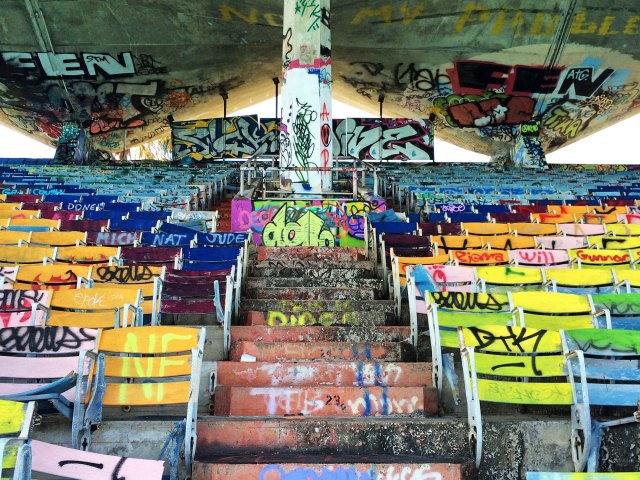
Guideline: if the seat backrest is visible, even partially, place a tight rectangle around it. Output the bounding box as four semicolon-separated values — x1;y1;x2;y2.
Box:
509;249;571;268
589;236;640;250
556;223;606;237
120;246;181;265
45;288;142;328
477;265;544;292
140;232;194;247
0;231;31;246
483;235;537;250
509;223;558;236
591;293;640;329
0;246;56;265
491;212;531;223
464;222;510;236
86;231;140;246
109;218;159;232
0;289;50;327
562;328;640;407
0;266;18;286
532;213;576;224
30;231;87;247
29;439;165;480
181;246;241;263
537;236;586;251
0;398;35;439
56;246;118;265
59;219;108;232
569;248;632;269
606;223;640;236
453;249;510;266
460;325;570;404
424;265;476;292
431;235;483;251
194;232;248;247
14;264;92;290
545;267;619;293
510;291;595;330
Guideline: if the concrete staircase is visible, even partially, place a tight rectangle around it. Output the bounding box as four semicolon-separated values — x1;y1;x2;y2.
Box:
193;246;474;479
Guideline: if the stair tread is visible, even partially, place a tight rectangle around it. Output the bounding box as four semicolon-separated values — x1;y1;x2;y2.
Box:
195;453;472;464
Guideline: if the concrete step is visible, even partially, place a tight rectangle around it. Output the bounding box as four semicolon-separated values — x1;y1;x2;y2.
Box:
231;326;410;343
195;417;470;458
240;299;396;314
213;386;437;416
193;455;473;480
256;246;366;262
229;341;409;362
242;310;392;327
246;286;378;301
245;276;384;290
213;361;432;387
249;267;376;279
253;260;376;270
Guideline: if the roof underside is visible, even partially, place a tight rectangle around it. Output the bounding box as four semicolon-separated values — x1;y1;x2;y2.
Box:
0;0;639;157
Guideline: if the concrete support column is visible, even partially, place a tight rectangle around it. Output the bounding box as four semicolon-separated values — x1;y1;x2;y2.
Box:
280;0;332;193
513;120;548;169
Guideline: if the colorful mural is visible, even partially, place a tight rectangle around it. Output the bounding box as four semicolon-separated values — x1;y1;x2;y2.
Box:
231;198;385;247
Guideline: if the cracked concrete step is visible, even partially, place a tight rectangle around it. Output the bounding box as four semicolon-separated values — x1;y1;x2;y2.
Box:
231;326;410;343
256;246;367;262
193;458;473;480
240;299;396;314
197;417;471;457
249;267;376;279
213;361;432;387
212;386;438;417
242;310;392;327
245;286;378;301
229;341;410;362
245;276;384;290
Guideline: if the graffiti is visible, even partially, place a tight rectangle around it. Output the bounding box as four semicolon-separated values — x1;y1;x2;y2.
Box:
295;0;323;32
456;4;640;37
53;123;86;165
0;290;47;327
564;329;640;354
454;250;509;264
258;465;444;480
232;199;384;247
430;292;508;312
262;205;335;247
573;250;630;264
88;232;139;246
436;94;535;127
0;326;95;353
347;392;422;415
249;388;325;416
464;326;560;353
0;52;136;79
513;126;547;169
267;310;359;326
172;115;278;162
543;106;584;140
332;118;433;161
95;266;155;283
292;100;317;173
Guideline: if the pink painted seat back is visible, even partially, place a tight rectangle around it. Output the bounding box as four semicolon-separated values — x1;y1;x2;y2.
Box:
0;326;97;399
425;265;476;292
556;223;606;237
0;289;50;328
535;236;587;250
0;266;18;286
509;248;571;268
30;439;164;480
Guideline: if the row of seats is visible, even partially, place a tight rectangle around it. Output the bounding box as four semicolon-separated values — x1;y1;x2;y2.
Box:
0;164;244;479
